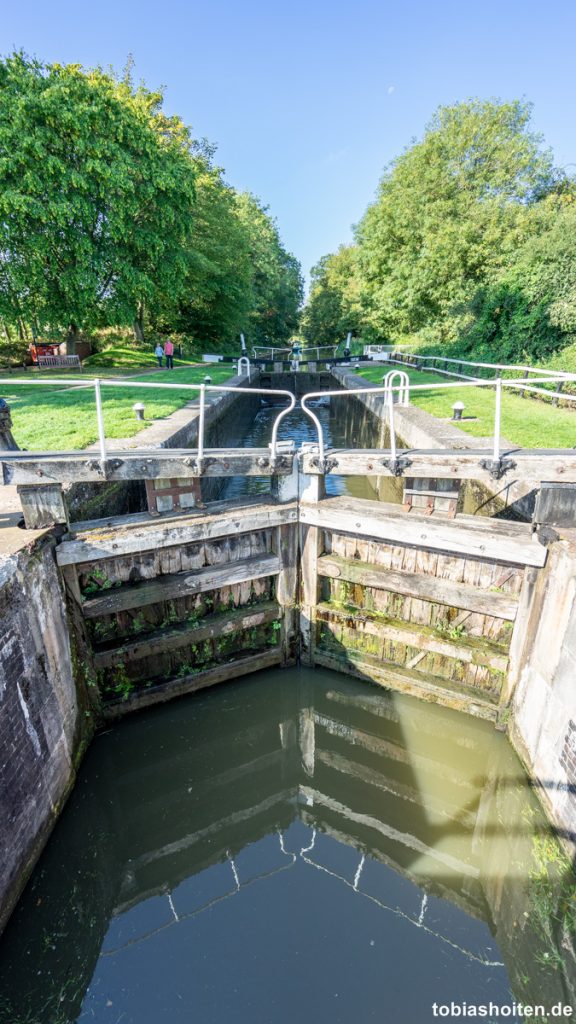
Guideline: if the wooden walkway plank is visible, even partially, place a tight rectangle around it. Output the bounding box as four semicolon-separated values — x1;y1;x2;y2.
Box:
301;448;576;485
2;448;295;485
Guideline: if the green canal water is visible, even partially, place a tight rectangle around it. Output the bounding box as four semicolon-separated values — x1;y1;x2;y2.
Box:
0;667;574;1024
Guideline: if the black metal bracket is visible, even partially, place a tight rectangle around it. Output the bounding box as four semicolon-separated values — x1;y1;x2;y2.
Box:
181;455;216;474
537;525;560;546
380;456;412;477
86;457;124;477
478;458;517;480
309;455;339;474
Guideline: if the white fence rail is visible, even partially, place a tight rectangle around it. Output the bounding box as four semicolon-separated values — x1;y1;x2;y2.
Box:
300;374;573;470
1;377;295;470
2;370;574;475
389;352;576;405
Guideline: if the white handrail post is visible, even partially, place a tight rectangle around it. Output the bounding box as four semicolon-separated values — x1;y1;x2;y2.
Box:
388;387;397;461
198;384;206;465
238;356;251;381
94;379;107;462
493;378;502;462
270;392;297;465
300;395;326;465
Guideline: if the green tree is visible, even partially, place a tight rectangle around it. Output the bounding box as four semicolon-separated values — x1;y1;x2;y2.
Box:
460;196;576;362
0;52;197;346
234;192;303;345
355;99;558;342
302;245;363;343
154;150;253;345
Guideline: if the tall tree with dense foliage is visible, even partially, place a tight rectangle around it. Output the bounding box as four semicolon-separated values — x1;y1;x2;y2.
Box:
0;52;198;347
302;245;362;343
356;99;558;342
153;149;253;345
459;195;576;362
234;192;303;345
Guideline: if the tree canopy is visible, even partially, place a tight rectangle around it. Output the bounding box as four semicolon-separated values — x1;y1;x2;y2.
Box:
301;98;576;363
301;246;362;344
0;52;302;353
234;192;303;345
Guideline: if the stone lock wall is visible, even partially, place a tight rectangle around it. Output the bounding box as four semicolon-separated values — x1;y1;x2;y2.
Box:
0;534;88;934
510;539;576;844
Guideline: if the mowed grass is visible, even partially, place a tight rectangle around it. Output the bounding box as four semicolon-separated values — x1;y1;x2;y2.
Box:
357;366;576;448
83;345;200;369
0;364;237;450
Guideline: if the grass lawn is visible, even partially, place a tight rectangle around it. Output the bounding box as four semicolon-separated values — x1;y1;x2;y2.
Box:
0;364;238;450
356;365;576;448
82;345;202;369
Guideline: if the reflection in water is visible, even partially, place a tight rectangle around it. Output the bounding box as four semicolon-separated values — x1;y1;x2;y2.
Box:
0;668;574;1024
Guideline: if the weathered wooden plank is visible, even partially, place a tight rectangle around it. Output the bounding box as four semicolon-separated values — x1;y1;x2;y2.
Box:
274;524;298;664
102;648;283;719
314;650;499;721
82;553;280;617
299;472;325;666
504;565;540;704
57;499;298;566
17;483;69;529
60;564;82;606
301;496;546;566
301;448;576;484
2;448;294;485
94;601;280;667
317;553;518;619
316;603;509;670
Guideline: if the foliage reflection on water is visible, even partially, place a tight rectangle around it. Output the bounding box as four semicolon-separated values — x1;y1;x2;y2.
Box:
0;668;574;1024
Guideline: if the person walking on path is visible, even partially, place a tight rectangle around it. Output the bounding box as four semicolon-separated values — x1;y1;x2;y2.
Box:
154;343;164;368
164;338;174;370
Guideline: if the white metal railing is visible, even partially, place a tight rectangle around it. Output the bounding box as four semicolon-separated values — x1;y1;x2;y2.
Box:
389;352;576;404
300;374;574;470
364;344;391;357
252;346;292;360
1;377;296;470
252;345;339;362
237;356;251;381
300;345;339;361
3;371;575;477
382;370;410;405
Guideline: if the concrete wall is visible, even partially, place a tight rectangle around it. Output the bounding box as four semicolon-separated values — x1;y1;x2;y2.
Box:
0;534;85;933
510;539;576;846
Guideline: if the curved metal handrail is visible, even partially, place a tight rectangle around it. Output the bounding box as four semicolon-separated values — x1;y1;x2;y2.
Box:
382;369;410;405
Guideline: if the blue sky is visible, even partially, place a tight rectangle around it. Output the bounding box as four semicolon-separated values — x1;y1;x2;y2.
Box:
3;0;575;288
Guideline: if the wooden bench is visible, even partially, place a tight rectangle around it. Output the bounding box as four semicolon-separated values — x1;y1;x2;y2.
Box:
37;355;82;370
